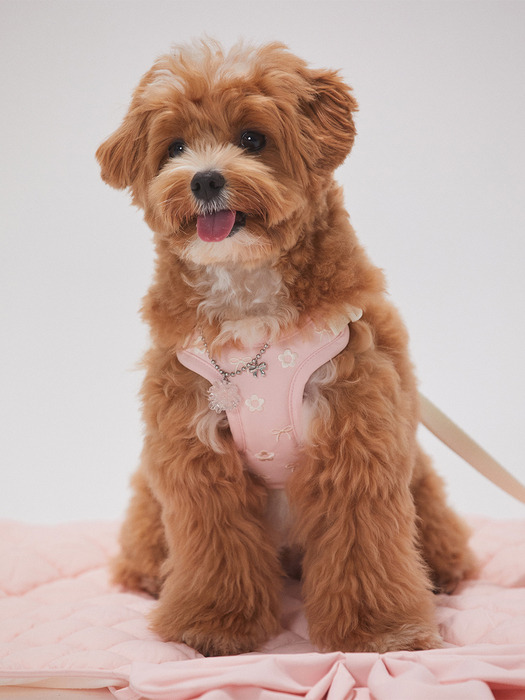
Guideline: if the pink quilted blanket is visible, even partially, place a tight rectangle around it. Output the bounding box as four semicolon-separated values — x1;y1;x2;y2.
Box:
1;517;524;699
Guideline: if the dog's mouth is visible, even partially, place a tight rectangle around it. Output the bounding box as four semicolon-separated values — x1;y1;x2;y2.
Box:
196;210;246;242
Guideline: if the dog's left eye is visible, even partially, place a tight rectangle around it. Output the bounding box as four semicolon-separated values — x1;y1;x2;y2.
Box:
168;140;186;158
240;131;266;153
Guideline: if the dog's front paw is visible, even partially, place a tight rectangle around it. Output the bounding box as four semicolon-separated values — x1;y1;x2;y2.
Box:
353;625;443;653
151;606;280;656
149;574;281;656
313;623;443;654
178;624;271;657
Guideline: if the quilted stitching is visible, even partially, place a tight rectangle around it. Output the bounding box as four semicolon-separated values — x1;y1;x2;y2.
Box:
0;521;197;681
0;516;524;692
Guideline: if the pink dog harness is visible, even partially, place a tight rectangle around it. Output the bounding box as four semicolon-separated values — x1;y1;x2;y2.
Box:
177;323;350;488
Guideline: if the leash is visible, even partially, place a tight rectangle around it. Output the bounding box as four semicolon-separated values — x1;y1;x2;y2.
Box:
419;393;525;505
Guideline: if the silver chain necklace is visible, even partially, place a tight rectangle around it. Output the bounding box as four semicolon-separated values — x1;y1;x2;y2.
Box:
199;331;269;413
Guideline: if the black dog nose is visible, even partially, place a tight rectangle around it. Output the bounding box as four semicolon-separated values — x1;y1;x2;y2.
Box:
190;170;226;202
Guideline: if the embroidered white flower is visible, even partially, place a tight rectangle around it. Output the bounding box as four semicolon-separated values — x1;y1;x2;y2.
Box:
278;349;298;368
254;450;275;461
245;394;264;412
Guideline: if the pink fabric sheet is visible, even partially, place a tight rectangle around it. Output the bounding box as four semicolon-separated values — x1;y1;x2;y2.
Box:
0;517;524;699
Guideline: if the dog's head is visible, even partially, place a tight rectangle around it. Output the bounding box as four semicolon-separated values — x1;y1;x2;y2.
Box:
96;40;357;268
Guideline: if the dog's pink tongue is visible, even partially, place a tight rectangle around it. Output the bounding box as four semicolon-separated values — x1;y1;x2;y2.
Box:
197;210;236;242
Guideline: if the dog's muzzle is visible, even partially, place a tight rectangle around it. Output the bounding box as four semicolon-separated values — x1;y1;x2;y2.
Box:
191;170;246;242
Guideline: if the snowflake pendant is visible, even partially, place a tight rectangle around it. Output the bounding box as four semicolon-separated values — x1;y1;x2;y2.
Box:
207;379;241;413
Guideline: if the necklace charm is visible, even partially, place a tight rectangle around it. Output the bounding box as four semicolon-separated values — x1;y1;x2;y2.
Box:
248;359;267;377
199;330;269;412
207;379;241;413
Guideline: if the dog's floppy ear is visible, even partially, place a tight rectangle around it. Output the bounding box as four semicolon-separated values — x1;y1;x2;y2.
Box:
302;69;358;171
96;108;149;190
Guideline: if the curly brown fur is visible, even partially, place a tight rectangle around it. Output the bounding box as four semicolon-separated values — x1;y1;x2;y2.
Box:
97;39;475;656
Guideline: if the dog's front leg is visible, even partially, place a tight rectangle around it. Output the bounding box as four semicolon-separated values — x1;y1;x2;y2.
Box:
144;353;282;656
290;346;442;653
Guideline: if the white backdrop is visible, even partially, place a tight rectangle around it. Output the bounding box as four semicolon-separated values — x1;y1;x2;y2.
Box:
1;0;524;523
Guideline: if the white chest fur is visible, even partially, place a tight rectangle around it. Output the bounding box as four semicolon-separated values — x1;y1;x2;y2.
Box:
190;263;298;347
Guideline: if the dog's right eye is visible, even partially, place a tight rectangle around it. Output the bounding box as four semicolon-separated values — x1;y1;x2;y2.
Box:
240;131;266;153
168;141;186;158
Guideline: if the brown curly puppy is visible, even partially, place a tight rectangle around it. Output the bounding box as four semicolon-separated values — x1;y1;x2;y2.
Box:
96;40;476;656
